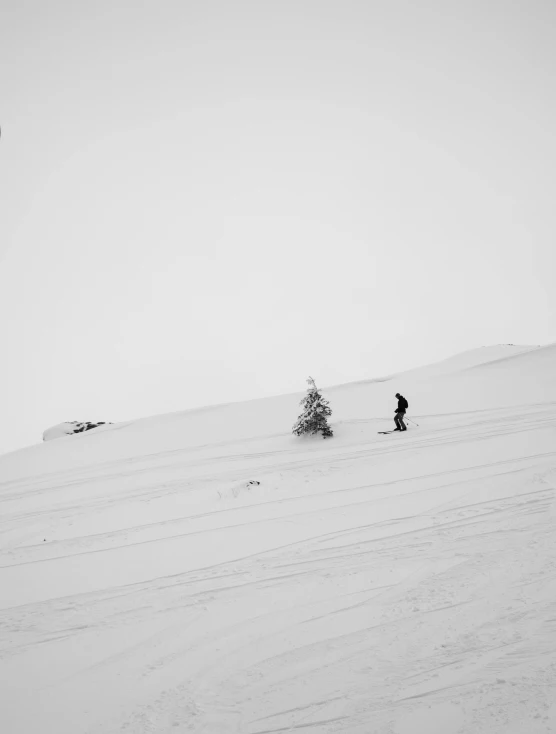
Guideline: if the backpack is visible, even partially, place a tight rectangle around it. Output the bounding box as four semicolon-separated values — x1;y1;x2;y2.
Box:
401;397;409;411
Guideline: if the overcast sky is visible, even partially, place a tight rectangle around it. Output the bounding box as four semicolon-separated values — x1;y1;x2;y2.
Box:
0;0;554;454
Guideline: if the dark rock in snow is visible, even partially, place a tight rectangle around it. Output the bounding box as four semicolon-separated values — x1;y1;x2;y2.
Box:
42;421;112;441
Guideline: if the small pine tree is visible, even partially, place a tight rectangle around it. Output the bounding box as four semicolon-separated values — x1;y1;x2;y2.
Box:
292;377;333;439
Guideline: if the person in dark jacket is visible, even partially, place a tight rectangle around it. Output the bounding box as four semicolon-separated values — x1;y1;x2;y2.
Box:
394;393;408;431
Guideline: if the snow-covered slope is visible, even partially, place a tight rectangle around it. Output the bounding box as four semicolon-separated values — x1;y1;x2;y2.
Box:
1;344;555;733
393;343;538;378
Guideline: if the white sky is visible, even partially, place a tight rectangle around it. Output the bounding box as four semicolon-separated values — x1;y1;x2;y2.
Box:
0;0;555;455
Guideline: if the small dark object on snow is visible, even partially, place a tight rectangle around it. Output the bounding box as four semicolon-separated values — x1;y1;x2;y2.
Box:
43;421;113;441
73;421;105;433
247;481;260;487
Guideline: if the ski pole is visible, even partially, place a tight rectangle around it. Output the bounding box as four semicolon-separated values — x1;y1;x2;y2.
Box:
406;416;419;427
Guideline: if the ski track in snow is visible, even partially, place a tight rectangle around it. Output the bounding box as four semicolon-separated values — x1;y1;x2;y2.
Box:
1;394;556;731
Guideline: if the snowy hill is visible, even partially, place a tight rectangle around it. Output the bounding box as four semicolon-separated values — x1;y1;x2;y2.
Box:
1;344;555;733
391;343;538;378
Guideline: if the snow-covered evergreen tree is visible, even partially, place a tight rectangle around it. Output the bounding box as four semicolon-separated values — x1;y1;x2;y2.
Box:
292;377;333;439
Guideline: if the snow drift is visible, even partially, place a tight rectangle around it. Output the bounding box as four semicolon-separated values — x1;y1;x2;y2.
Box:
0;343;555;734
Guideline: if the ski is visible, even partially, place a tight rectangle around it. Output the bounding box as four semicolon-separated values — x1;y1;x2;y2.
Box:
378;430;406;434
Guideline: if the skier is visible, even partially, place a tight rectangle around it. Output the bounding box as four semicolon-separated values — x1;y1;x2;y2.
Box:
394;393;408;431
